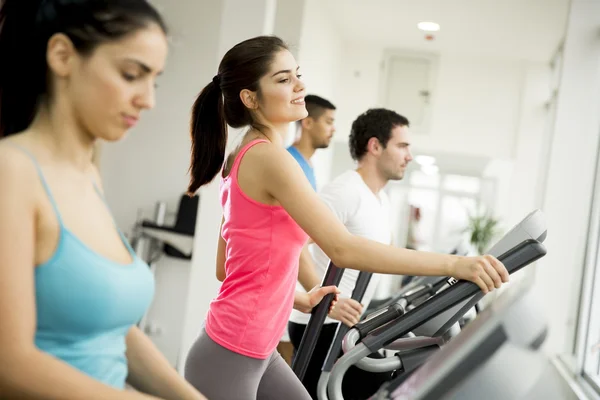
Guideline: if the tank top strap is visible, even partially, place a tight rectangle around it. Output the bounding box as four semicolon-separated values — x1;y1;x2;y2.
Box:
230;139;270;178
6;143;64;226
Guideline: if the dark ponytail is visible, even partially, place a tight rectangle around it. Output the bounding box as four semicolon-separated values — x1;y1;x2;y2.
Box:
0;0;167;137
187;35;288;193
187;78;227;194
0;0;46;136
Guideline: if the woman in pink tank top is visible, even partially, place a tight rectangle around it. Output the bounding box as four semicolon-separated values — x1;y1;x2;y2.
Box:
183;36;510;400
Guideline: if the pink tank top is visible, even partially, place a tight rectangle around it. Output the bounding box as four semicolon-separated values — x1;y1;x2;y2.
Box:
205;139;308;359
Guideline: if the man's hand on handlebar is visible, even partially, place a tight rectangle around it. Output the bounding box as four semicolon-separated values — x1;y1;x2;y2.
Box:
328;298;363;327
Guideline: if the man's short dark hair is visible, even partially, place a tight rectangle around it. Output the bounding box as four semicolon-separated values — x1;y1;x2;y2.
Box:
304;94;336;120
349;108;410;161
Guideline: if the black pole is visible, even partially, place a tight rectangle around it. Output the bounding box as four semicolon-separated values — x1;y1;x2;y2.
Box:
321;271;373;373
292;261;345;381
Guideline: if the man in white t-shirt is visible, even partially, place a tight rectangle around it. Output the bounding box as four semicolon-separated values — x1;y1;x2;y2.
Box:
288;108;413;399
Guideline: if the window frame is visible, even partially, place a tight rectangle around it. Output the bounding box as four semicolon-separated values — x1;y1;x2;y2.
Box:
572;122;600;394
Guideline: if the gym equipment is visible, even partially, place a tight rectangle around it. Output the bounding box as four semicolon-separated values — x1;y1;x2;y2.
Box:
320;210;547;400
371;281;571;399
291;259;348;381
327;239;546;399
368;207;547;318
363;276;447;317
132;194;199;262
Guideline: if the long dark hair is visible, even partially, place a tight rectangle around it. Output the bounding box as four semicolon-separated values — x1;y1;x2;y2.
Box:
187;35;289;194
0;0;167;137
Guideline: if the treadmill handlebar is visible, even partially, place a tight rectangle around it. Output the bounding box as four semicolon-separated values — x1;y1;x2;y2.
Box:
431;276;453;294
322;324;352;372
403;284;433;303
358;277;447;339
321;272;373;372
351;255;500;346
361;239;546;353
356;303;405;338
292;262;345;381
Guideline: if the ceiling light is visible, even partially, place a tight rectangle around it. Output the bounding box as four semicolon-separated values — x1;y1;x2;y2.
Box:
418;21;440;32
415;155;436;166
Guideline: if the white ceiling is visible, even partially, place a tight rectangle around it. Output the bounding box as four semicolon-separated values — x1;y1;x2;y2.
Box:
323;0;570;62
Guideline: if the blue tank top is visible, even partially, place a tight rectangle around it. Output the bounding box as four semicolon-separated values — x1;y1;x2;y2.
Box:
13;145;155;389
286;146;317;191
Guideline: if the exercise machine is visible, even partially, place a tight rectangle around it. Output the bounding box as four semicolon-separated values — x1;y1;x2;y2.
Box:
321;210;547;399
371;281;571;399
291;210;546;399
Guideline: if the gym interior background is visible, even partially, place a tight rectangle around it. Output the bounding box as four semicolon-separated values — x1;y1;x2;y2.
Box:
96;0;600;397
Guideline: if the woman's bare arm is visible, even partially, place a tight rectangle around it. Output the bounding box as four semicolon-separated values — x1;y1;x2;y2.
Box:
125;327;206;400
250;144;508;293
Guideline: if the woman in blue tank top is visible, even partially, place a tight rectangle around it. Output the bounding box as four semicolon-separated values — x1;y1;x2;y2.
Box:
0;1;205;399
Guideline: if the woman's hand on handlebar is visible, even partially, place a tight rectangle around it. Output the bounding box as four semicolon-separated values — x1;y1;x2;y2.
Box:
294;286;340;314
449;255;509;293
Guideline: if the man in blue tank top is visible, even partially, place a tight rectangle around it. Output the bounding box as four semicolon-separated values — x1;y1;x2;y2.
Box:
286;95;337;191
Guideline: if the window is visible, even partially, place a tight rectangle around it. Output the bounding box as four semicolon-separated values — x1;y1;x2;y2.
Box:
437;195;478;254
410;169;440;189
387;170;495;254
583;242;600;382
443;175;481;194
555;40;600;397
406;188;440;252
575;130;600;394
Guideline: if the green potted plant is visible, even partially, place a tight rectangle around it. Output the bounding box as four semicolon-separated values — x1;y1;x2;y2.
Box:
464;212;501;255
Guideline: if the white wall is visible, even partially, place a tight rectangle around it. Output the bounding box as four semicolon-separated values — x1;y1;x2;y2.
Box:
483;63;552;229
334;45;529;160
482;159;514;224
333;42;384;147
487;63;552;289
296;0;343;187
507;64;552;222
297;0;341;102
421;54;523;159
312;41;384;184
273;0;305;59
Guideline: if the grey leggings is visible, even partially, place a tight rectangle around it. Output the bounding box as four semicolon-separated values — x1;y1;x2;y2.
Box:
184;329;311;400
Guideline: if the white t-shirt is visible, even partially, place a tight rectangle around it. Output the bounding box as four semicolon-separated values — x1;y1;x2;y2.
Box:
288;170;393;326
